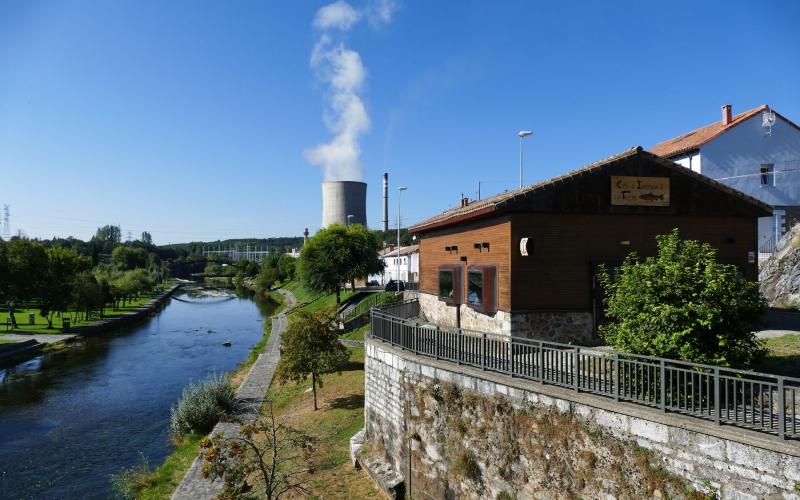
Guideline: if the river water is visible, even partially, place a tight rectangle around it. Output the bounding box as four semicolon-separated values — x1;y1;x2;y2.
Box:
0;289;277;499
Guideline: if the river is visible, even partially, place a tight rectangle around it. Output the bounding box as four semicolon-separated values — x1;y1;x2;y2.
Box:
0;288;278;499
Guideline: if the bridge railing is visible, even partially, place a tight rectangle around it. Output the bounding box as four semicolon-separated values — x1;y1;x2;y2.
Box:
370;301;800;440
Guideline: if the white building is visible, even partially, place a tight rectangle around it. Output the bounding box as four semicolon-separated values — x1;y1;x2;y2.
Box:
370;244;419;285
650;104;800;250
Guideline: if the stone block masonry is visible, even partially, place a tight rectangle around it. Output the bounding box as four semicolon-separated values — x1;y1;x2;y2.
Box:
364;338;800;499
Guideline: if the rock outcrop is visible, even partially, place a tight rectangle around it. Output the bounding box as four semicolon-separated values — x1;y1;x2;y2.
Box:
760;223;800;307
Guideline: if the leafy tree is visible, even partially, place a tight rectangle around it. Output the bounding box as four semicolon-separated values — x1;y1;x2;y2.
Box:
111;246;148;271
39;247;90;327
255;263;279;295
297;225;351;304
345;224;384;290
277;309;349;410
278;254;296;281
200;401;314;499
598;229;767;367
140;231;153;245
2;240;48;327
72;271;105;321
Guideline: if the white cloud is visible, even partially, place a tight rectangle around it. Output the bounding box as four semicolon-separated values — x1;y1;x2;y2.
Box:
313;1;362;31
366;0;400;26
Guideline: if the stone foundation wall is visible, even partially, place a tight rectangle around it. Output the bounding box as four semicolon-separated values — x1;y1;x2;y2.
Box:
364;339;800;500
417;292;595;344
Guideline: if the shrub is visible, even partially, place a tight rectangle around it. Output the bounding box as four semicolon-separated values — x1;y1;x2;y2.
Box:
598;229;767;367
109;452;151;499
170;374;236;436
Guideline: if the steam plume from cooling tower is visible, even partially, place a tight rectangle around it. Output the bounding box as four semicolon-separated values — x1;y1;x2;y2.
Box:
305;0;399;182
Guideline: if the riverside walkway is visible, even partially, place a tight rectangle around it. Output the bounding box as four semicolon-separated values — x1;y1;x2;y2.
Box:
172;288;296;499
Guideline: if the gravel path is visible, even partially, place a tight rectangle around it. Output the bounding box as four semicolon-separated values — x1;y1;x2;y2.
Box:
171;289;296;500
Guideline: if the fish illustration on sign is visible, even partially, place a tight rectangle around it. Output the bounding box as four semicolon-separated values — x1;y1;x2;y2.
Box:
639;192;664;201
611;176;670;206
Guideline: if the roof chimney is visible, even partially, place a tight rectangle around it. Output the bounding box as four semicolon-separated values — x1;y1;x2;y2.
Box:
721;104;732;126
460;194;469;207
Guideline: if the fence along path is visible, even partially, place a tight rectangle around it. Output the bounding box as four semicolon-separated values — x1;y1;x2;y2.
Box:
370;300;800;440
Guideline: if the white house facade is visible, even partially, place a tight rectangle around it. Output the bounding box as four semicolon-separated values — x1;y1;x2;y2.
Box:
651;104;800;250
369;244;419;285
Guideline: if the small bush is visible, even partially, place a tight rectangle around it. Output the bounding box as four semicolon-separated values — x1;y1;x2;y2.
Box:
170;373;236;436
451;449;482;483
109;452;152;499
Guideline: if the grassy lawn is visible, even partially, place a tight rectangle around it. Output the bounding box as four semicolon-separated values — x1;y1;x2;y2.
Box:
283;280;355;314
0;338;17;344
267;347;378;498
0;293;163;335
761;334;800;378
341;322;369;342
137;434;204;500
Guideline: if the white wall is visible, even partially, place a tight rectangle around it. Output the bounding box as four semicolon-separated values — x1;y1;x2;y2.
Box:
671;152;702;173
369;252;419;285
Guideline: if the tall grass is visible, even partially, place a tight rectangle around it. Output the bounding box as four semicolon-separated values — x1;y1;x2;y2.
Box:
169;373;236;436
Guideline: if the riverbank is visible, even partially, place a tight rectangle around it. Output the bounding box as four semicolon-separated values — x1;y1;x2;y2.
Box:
0;284;182;366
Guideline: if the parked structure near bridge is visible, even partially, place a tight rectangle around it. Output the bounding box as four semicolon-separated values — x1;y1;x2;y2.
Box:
408;147;770;345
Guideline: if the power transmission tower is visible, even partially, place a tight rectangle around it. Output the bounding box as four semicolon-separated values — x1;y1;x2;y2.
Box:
2;205;10;240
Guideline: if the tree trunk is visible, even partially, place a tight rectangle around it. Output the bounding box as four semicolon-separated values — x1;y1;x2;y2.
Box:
8;307;17;329
312;371;318;411
335;288;341;306
351;278;356;292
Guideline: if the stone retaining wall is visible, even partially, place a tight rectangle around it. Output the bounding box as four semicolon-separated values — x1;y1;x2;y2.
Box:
364;338;800;499
417;292;595;344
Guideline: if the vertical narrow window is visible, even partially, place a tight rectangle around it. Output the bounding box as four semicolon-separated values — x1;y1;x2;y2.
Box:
761;164;774;186
439;270;454;300
467;270;484;307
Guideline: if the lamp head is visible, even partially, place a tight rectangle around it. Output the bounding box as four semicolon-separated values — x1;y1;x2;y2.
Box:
518;130;533;138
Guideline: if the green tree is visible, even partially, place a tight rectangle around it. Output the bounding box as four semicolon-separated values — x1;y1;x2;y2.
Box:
2;240;48;328
345;224;384;290
278;254;297;281
39;247;90;327
112;246;148;271
140;231;153;245
255;263;279;295
598;229;767;367
277;309;349;410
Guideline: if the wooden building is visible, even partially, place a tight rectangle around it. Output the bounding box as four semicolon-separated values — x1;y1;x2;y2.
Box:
408;147;771;345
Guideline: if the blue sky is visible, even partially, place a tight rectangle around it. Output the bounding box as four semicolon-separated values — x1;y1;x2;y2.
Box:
1;1;798;244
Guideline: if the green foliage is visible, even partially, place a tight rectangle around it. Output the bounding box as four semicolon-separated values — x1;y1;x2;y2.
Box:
298;224;383;304
109;452;152;499
278;309;349;410
278;253;297;280
111;245;148;271
255;262;280;294
598;229;767;367
169;374;236;436
39;246;91;327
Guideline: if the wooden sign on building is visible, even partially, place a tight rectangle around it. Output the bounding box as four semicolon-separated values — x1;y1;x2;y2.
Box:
611;176;670;206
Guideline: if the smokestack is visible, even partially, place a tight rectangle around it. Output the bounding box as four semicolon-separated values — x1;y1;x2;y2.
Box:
303;228;309;245
721;104;732;126
382;173;389;233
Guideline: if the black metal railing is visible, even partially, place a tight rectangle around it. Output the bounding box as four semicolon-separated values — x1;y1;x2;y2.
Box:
342;292;403;323
370;301;800;440
758;235;777;269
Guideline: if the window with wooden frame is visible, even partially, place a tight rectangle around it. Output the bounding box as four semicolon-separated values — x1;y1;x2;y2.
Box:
438;265;462;304
467;265;497;313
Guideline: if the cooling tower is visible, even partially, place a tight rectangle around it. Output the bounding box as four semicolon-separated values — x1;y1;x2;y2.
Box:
321;181;367;228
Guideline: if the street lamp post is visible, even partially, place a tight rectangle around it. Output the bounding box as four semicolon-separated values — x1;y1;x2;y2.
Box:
518;130;533;188
397;186;407;293
346;214;354;226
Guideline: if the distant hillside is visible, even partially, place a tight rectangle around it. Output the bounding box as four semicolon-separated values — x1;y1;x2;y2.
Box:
161;237;305;255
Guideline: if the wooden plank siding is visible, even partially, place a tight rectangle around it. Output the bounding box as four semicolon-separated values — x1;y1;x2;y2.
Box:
418;217;512;311
509;213;757;311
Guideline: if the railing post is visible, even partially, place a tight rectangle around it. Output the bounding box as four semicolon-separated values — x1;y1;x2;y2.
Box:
413;324;418;355
481;333;486;371
456;328;461;366
508;337;514;378
614;352;620;402
659;359;666;412
574;347;580;392
714;367;720;426
538;342;544;385
435;326;439;360
778;377;786;440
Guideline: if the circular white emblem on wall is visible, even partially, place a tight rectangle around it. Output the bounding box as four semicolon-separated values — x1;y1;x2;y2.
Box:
520;237;532;256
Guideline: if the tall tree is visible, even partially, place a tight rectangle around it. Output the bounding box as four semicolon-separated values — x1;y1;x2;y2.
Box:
345;224;384;290
140;231;153;245
277;309;349;410
111;246;147;271
3;240;48;327
297;225;352;304
39;247;90;328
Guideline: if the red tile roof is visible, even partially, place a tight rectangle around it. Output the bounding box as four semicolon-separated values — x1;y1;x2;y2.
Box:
409;146;771;234
648;105;800;158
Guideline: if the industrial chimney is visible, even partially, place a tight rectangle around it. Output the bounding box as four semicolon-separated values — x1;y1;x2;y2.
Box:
382;172;389;233
321;181;368;228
